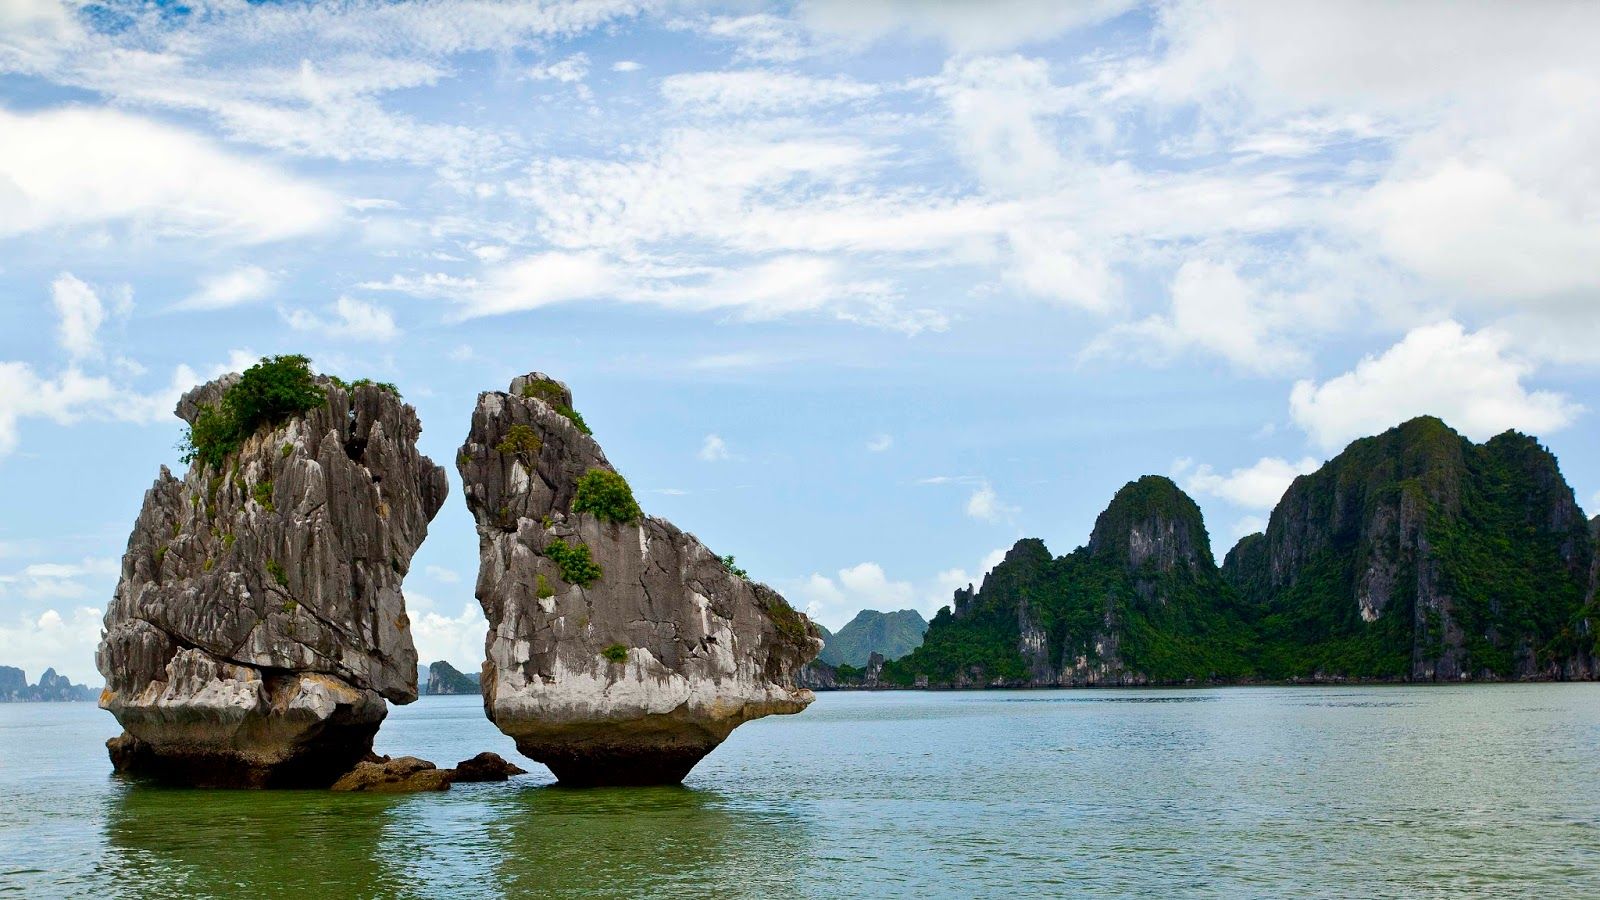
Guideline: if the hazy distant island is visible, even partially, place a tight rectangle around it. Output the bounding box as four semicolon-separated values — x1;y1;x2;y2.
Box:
865;417;1599;689
0;666;98;702
420;660;480;695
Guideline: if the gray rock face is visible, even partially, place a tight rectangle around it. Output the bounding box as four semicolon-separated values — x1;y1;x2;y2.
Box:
458;373;819;785
97;376;447;787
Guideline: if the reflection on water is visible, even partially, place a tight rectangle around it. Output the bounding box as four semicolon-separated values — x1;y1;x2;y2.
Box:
90;778;809;899
7;688;1600;897
100;785;411;899
486;786;809;899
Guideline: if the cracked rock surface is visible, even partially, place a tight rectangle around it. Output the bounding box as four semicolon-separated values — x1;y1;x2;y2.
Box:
97;376;447;787
458;373;820;785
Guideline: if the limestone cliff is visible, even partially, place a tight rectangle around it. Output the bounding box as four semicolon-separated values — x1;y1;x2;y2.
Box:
1223;416;1595;680
458;373;819;785
97;360;447;787
890;477;1253;688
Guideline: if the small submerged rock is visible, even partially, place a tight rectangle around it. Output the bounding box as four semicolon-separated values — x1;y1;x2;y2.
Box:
457;373;821;785
331;756;452;793
452;752;528;783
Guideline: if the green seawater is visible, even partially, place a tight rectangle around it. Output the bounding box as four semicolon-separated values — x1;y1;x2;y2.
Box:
3;686;1599;898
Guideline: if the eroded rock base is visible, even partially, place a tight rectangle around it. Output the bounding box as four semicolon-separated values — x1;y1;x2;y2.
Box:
106;723;381;789
525;744;713;787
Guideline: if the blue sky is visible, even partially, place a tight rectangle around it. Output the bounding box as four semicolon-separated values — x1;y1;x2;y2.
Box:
3;0;1599;683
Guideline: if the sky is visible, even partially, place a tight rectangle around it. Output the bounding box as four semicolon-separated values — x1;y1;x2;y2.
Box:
3;0;1600;685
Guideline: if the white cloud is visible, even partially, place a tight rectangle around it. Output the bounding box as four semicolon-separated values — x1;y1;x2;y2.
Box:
1174;455;1319;510
661;69;878;115
423;565;459;584
965;482;1018;523
0;605;104;686
0;344;256;458
283;296;400;342
0;106;340;243
795;0;1133;54
790;548;1010;630
1229;515;1267;541
1289;321;1583;451
407;594;485;675
1091;259;1309;375
528;52;589;83
698;434;730;462
464;252;616;318
175;266;275;311
50;272;105;360
611;60;642;73
866;434;892;453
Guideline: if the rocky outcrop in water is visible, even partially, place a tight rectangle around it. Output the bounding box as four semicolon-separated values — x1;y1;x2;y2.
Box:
816;609;927;667
331;755;452;793
97;361;448;787
458;373;820;785
452;751;528;782
0;666;97;702
425;660;480;695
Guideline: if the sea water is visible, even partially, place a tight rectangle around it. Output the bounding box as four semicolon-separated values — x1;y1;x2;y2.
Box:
3;685;1598;898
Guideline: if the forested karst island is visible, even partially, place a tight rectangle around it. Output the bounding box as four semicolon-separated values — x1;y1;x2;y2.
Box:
884;417;1599;688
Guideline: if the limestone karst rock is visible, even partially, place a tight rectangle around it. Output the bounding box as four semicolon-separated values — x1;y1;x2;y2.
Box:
458;373;820;785
97;361;447;787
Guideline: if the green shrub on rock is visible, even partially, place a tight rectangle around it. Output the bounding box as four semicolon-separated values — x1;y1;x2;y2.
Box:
545;538;602;587
180;355;325;471
572;468;641;524
495;425;543;461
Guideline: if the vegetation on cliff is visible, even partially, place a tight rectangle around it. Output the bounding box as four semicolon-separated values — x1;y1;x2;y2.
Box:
889;420;1599;687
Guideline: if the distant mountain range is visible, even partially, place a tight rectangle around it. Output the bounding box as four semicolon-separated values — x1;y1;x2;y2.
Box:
0;666;98;702
884;416;1600;688
419;660;480;695
817;609;928;667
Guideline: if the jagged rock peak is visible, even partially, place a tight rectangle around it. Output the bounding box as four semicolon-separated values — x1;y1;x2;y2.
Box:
97;357;448;787
1088;475;1213;573
458;372;820;785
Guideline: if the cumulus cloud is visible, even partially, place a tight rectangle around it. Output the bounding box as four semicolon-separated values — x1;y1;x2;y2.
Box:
790;548;1009;630
527;52;589;83
1090;259;1308;375
406;592;486;674
283;296;400;341
1289;321;1582;450
175;266;275;311
965;482;1018;523
698;434;730;462
50;273;106;360
0;106;340;243
1174;455;1320;510
0;605;104;686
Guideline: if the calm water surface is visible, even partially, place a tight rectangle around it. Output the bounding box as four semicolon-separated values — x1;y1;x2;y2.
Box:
3;685;1599;898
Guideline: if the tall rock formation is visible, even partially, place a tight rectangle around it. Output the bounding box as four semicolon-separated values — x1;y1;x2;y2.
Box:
890;477;1252;687
1223;416;1596;681
97;358;447;787
458;373;820;785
